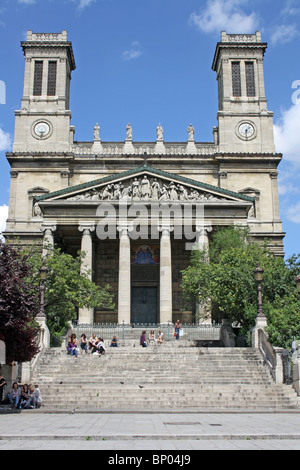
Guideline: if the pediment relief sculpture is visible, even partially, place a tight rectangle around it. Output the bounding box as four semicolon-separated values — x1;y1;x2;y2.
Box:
66;175;228;203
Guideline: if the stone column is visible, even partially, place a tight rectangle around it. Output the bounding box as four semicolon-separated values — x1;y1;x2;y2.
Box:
78;224;95;324
117;224;132;325
40;224;57;258
158;225;173;324
195;224;211;257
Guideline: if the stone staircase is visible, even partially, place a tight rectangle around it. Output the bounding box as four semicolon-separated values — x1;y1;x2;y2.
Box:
31;340;300;411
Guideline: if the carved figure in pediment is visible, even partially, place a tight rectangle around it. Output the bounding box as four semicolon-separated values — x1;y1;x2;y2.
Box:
102;184;113;200
91;189;100;200
178;185;189;201
159;185;169;201
188;189;200;201
169;181;178;200
151;179;160;200
121;186;132;201
113;182;123;200
141;175;151;199
132;178;141;200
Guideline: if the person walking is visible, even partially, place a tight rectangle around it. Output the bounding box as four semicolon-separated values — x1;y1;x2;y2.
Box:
175;320;181;340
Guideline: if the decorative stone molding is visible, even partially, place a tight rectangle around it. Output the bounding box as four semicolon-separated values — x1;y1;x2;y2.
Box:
269;171;278;179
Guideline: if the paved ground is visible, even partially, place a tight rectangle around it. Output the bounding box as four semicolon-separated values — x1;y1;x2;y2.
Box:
0;410;300;450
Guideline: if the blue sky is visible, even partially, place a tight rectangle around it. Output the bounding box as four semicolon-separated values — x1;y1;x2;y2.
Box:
0;0;299;258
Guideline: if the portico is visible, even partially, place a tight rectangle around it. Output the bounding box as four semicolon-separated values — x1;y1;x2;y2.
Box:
34;165;254;324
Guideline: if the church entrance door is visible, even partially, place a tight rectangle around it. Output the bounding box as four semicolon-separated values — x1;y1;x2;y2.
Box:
131;286;158;324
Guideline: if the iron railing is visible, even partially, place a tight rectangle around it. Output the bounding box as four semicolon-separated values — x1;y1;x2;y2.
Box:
71;322;221;343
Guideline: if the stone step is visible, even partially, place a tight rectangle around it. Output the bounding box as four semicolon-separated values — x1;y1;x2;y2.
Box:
40;398;298;409
40;390;296;401
31;345;300;411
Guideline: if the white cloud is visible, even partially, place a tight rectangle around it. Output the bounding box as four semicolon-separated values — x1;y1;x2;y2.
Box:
18;0;37;4
281;0;300;18
123;41;142;61
0;128;11;151
270;24;298;45
70;0;96;11
189;0;259;35
0;205;8;237
274;103;300;167
286;201;300;224
275;99;300;224
78;0;96;10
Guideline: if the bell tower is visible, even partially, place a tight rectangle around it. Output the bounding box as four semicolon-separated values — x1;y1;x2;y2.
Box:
13;30;76;153
212;31;275;153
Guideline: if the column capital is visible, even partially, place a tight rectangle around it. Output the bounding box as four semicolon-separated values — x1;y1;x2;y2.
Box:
78;224;95;235
195;224;212;234
158;224;174;234
40;223;57;234
117;223;134;235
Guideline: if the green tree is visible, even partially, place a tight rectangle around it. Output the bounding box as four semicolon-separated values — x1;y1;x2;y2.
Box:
0;241;40;364
181;226;300;349
20;244;115;343
265;294;300;350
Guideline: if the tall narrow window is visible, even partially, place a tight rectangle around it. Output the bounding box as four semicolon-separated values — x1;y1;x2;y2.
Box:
231;62;241;97
245;62;256;97
33;61;43;96
47;61;57;96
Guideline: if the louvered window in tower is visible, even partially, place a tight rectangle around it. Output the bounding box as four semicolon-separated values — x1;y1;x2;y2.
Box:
47;61;57;96
231;62;241;97
245;62;256;97
33;61;43;96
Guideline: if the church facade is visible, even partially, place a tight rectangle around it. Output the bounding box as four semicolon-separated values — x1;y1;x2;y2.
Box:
5;30;284;325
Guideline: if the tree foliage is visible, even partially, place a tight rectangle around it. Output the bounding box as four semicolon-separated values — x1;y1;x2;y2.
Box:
0;241;40;364
181;226;300;349
21;244;115;342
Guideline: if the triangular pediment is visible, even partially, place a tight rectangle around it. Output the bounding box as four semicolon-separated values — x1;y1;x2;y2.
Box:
36;165;255;204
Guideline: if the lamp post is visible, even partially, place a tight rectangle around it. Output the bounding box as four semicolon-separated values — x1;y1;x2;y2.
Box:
36;265;48;318
254;263;266;319
295;272;300;294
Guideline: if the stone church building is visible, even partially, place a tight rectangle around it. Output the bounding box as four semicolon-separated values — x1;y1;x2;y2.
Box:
5;30;284;325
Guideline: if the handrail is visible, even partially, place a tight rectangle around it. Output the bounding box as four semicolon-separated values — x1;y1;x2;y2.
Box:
255;326;284;384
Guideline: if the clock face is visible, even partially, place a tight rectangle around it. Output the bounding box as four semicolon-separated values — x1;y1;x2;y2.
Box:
34;121;50;138
238;122;254;138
